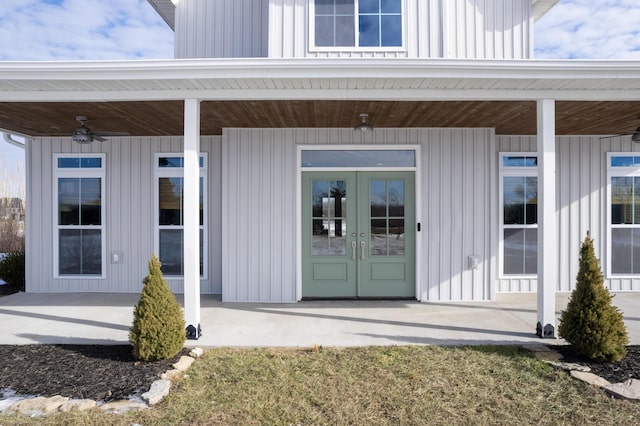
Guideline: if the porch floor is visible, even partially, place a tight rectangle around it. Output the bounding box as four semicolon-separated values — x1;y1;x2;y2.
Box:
1;292;639;347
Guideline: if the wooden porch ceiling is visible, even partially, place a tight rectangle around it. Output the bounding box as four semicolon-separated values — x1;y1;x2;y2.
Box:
1;100;640;137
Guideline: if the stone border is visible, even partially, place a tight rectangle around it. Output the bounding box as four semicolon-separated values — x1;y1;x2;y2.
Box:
525;344;640;401
0;347;205;417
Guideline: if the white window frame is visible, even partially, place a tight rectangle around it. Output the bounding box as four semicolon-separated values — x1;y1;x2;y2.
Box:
154;153;208;280
309;0;406;53
606;153;640;278
53;154;106;279
499;152;538;279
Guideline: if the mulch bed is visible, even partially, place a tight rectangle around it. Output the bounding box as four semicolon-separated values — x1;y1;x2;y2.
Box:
0;345;189;402
552;345;640;383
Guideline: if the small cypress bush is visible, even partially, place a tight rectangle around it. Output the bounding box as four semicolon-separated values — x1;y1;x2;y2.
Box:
129;255;186;361
558;232;628;362
0;252;25;291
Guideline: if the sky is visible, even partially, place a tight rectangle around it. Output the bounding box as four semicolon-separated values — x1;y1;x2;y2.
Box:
1;0;640;196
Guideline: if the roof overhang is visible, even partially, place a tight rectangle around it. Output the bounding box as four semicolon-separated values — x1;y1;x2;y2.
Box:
147;0;175;30
0;58;639;137
533;0;561;21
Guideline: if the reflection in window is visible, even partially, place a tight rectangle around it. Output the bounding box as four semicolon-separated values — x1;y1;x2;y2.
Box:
55;156;104;277
156;155;207;277
500;154;537;276
311;180;347;256
314;0;402;48
610;169;640;274
370;179;405;256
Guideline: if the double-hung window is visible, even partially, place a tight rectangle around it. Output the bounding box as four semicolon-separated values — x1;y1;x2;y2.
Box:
499;154;538;276
313;0;403;48
608;154;640;275
155;154;207;278
54;155;105;278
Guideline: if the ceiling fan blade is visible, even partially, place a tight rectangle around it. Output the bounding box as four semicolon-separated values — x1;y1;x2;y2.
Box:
92;134;107;142
599;133;633;140
93;131;130;137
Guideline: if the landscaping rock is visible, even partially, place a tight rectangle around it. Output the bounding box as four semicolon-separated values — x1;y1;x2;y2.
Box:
142;379;171;406
605;379;640;401
0;397;23;413
99;399;148;414
173;355;195;371
161;368;184;381
8;395;69;415
570;371;611;388
189;347;204;358
548;361;591;372
59;399;97;412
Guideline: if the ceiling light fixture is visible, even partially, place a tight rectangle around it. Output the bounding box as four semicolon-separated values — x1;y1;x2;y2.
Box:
354;113;374;132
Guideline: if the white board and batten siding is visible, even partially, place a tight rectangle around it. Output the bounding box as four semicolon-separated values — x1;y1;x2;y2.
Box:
496;135;640;294
25;136;223;295
268;0;531;59
222;128;495;302
174;0;269;59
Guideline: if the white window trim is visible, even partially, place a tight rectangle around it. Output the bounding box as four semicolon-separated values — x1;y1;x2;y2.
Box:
154;153;208;280
308;0;407;53
498;152;538;279
606;152;640;279
53;154;106;280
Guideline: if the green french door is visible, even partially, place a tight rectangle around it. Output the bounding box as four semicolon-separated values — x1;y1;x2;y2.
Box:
302;171;415;298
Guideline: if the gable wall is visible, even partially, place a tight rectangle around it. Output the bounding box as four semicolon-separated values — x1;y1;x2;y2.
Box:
25;136;223;294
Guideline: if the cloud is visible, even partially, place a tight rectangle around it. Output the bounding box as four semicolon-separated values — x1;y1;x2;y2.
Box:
535;0;640;59
0;0;173;61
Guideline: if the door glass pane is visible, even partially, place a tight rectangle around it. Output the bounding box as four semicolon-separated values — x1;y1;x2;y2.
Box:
388;219;405;255
387;180;404;217
370;180;386;217
311;179;347;256
370;218;387;255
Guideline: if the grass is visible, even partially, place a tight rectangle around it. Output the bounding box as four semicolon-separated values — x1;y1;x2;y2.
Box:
4;345;640;425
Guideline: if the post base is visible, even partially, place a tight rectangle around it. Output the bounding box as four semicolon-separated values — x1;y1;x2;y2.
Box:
536;322;555;339
186;324;202;340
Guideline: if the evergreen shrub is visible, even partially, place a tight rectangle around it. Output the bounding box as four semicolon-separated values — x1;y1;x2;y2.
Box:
558;232;629;362
130;254;186;361
0;252;25;291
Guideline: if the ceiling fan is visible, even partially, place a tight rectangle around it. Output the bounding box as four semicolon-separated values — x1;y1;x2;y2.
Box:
72;116;129;144
599;121;640;143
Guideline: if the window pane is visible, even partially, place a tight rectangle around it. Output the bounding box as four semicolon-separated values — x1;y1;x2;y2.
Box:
315;16;335;46
59;229;101;275
388;219;405;255
80;178;101;226
58;178;80;225
611;156;640;167
371;218;387;255
160;229;183;275
58;158;80;168
503;177;524;224
80;158;102;168
335;0;354;15
502;156;537;167
359;0;378;13
612;228;633;274
302;150;415;167
159;157;183;168
359;15;380;46
611;177;633;225
335;15;355;46
381;0;401;13
381;15;402;46
316;0;334;15
524;177;538;225
159;177;183;225
504;228;537;275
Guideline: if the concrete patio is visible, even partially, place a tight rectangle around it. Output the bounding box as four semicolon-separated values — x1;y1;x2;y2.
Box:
0;292;639;347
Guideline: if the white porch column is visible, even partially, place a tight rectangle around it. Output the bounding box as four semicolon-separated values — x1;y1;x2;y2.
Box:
183;98;202;340
536;99;556;338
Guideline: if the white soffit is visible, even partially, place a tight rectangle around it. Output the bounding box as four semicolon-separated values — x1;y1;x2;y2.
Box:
533;0;560;21
1;58;640;102
147;0;175;30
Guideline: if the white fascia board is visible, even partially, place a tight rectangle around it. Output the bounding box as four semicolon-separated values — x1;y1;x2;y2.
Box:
1;58;640;102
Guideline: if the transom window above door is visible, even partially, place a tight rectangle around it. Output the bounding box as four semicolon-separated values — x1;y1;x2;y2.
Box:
313;0;403;48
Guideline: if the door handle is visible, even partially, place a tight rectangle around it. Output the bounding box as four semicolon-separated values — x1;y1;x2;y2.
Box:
351;241;357;261
360;241;366;261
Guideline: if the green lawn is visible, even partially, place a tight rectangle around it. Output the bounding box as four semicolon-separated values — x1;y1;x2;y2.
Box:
5;345;640;425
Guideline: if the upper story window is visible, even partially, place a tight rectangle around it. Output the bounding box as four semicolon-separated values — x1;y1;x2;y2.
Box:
313;0;403;49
